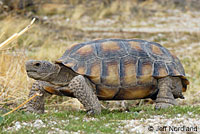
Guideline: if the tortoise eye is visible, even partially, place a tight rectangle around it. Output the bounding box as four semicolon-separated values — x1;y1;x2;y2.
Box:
35;63;41;67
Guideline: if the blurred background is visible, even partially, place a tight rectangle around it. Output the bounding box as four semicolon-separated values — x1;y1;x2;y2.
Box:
0;0;200;112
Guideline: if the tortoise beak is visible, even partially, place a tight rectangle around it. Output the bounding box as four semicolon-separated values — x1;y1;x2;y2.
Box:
25;60;45;80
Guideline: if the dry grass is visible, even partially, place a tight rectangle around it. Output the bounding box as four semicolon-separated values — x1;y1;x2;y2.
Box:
0;17;33;107
0;51;29;106
35;0;169;20
0;16;67;108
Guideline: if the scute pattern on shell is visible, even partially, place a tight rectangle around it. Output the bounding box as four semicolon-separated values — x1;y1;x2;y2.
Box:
56;39;189;96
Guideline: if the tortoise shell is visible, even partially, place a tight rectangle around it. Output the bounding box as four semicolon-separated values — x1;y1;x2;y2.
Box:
56;39;189;100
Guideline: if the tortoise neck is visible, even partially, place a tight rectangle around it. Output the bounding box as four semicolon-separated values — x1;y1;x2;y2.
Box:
46;64;77;86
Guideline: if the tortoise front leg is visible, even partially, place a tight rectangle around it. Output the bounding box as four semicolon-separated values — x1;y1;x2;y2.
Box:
155;76;177;109
26;81;48;114
68;75;101;115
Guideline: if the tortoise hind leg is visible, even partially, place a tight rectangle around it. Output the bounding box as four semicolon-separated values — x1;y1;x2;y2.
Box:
68;75;101;115
26;81;48;114
171;77;184;99
155;76;177;109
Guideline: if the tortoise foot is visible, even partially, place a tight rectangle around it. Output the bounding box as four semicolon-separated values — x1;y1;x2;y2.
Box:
155;103;173;109
155;97;177;109
86;109;100;116
26;107;44;114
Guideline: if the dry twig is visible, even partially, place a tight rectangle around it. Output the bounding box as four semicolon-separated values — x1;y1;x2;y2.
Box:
0;18;36;49
2;93;41;117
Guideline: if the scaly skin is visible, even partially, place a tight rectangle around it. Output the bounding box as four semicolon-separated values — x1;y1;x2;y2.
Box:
155;76;178;109
171;77;184;99
26;81;47;114
68;75;101;115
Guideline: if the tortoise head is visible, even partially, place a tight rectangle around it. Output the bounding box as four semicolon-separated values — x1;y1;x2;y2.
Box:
26;60;61;81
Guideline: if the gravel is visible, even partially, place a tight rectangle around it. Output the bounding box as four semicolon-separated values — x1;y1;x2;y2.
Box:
116;115;200;134
5;114;200;134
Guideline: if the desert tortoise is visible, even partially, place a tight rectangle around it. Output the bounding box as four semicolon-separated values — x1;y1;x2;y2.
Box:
25;39;189;114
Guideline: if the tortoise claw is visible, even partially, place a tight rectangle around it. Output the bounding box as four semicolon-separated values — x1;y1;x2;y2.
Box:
86;109;100;116
155;103;173;110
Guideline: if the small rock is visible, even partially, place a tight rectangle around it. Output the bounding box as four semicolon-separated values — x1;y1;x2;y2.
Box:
33;119;45;128
15;121;21;130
